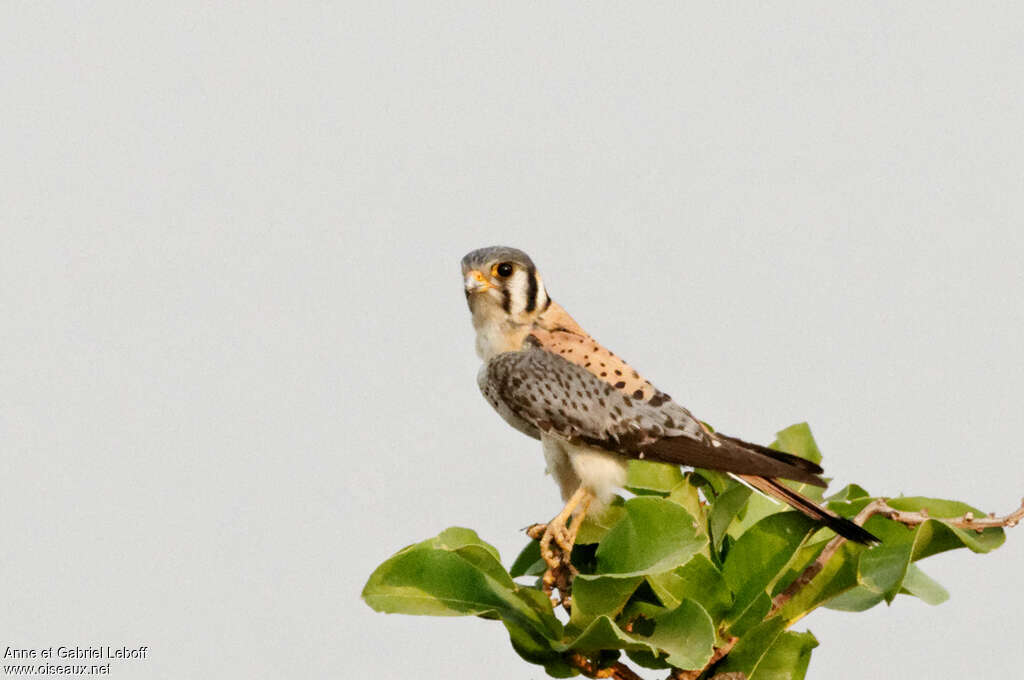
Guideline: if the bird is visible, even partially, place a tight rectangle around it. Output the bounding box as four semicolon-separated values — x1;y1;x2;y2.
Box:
461;246;878;589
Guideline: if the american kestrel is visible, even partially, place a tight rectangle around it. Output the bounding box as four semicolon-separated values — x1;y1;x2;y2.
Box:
462;246;877;588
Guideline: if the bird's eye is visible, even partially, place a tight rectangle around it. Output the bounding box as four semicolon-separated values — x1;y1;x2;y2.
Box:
494;262;514;278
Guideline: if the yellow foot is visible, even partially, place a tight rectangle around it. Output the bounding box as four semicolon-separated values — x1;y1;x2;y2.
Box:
527;487;596;609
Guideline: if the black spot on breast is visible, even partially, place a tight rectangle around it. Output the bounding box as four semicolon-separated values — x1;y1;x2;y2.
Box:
614;369;622;376
633;389;644;399
614;381;626;389
622;396;633;407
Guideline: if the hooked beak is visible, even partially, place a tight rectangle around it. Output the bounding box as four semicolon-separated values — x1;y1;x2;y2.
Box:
464;269;494;294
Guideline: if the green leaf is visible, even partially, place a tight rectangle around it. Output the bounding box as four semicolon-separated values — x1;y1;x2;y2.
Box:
856;519;915;603
645;599;716;669
776;541;862;621
717;618;818;680
619;598;670;628
715;617;785;676
768;423;826;501
666;477;708;531
899;564;949;606
825;483;871;503
822;584;885;612
887;496;982;517
826;495;875;519
362;527;562;648
415;527;511;583
575;496;627;545
692;468;732;496
363;529;511;615
886;497;1006;553
646;555;733;621
627;459;685;495
727;492;783;540
771;537;830;596
723;513;817;632
502;616;568;671
504;618;570;674
562;615;659;657
624;649;673;670
570;575;643;627
770;422;823;465
858;506;1003;603
596;497;706;577
750;630;818;680
509;539;544;578
727;591;773;637
569;601;714;671
709;484;752;551
858;519;944;606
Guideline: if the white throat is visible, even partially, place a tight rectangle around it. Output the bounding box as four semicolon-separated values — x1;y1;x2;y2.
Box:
471;307;529;361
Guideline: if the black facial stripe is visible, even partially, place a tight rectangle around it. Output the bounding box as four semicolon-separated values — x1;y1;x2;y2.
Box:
543;295;553;311
502;287;512;314
525;267;538;313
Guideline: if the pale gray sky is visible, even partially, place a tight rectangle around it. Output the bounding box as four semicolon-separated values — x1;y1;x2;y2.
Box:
2;3;1022;678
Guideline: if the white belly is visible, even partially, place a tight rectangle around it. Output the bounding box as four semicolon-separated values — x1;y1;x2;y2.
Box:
542;434;628;510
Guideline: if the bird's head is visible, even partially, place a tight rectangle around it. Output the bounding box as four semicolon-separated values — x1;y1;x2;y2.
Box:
461;246;550;330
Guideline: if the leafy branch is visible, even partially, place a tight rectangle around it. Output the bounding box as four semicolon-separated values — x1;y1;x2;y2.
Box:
363;423;1020;679
769;496;1024;620
863;496;1024;530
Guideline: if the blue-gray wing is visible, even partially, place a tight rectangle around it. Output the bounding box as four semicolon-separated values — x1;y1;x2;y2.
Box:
478;347;826;485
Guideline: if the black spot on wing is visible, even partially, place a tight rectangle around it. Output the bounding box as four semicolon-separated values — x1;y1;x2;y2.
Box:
481;347;707;458
648;391;670;407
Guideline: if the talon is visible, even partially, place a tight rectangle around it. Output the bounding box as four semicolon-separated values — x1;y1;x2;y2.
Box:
539;526;562;572
565;495;594;547
553;525;575;554
533;487;597;610
526;523;546;540
538;486;595;567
